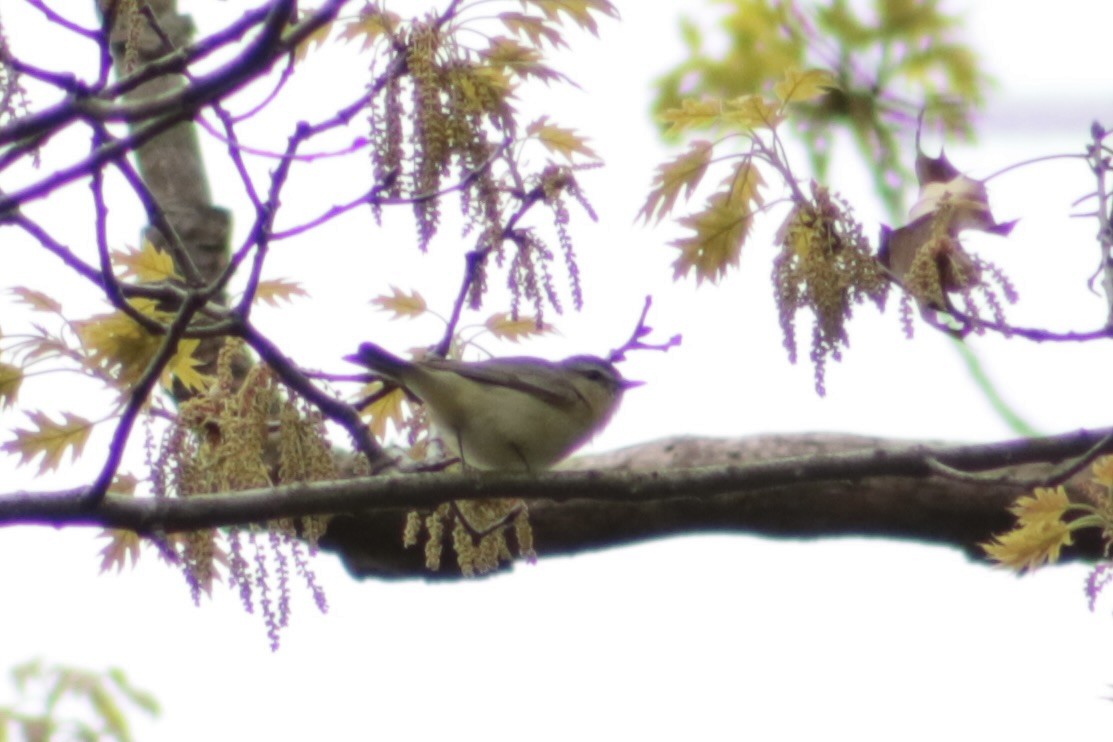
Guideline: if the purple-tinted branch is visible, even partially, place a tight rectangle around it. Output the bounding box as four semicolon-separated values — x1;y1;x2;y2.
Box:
235;120;311;318
108;141;206;287
235;321;394;473
89;143;166;335
0;130;51;174
86;291;207;504
226;54;296;124
208;102;265;208
198;112;372;163
0;0;335;148
23;0;99;40
608;296;682;362
102;3;274;100
6;211;234;337
5;213;103;285
0;102;198;214
269;177;392;240
437;175;545;357
944;309;1113;342
270;146;507;241
2;57;85;94
1089;126;1113;324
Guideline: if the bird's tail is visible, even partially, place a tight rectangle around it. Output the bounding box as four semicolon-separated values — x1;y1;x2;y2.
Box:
344;342;412;381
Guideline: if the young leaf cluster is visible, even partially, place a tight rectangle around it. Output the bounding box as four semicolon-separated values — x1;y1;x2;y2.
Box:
328;0;614;320
653;0;987;215
984;457;1113;610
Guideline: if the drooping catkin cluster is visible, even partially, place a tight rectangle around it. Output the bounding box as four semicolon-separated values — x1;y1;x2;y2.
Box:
0;11;32;127
360;9;592;324
898;196;1018;338
772;183;888;395
150;341;334;648
404;499;535;577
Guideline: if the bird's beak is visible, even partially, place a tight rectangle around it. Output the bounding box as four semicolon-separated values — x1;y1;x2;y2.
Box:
620;378;646;390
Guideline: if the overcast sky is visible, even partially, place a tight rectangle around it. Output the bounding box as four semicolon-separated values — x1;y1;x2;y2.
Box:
3;1;1113;740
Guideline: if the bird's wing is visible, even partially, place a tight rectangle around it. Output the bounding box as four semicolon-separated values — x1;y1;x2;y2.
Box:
424;357;581;408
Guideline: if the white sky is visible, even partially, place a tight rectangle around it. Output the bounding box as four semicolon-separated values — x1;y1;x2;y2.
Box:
3;1;1113;739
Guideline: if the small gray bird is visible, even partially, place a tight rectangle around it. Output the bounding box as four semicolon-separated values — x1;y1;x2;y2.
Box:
346;343;640;471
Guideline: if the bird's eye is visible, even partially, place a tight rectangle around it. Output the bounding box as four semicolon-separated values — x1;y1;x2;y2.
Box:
582;368;610;383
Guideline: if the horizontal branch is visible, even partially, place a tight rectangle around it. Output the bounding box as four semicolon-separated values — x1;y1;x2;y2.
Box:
2;429;1111;579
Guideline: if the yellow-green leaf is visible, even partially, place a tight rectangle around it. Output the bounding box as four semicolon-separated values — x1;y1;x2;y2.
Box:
520;0;618;36
357;383;408;440
774;67;836;104
2;410;93;473
484;37;564;84
0;361;22;408
113;241;180;282
1093;455;1113;488
338;10;400;50
293;21;333;62
254;278;309;307
639;140;713;223
526;116;599;161
1009;486;1071;528
722;95;784;129
164;338;210;393
722;159;765;208
77;300;167;388
670;160;764;283
983;519;1073;573
371;287;427;320
660;98;726;134
485;312;553;342
499;12;565;48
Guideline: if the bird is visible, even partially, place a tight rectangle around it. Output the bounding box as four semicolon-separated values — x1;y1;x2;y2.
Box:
346;342;641;471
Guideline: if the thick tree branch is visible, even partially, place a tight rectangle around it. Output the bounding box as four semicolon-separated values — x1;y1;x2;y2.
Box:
2;429;1111;579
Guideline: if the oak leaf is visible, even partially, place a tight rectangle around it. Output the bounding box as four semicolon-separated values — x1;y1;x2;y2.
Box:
1009;486;1071;528
982;519;1072;573
671;160;764;283
77;300;210;392
357;383;408;440
293;22;333;62
371;287;427;320
98;530;143;573
254;278;308;307
113;241;180;283
2;410;93;473
773;67;836;104
9;287;62;314
722;95;784;129
519;0;618;36
639;140;713;223
485;312;553;342
338;9;400;50
484;37;565;85
499;12;565;48
97;474;142;573
0;361;21;408
527;117;599;161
